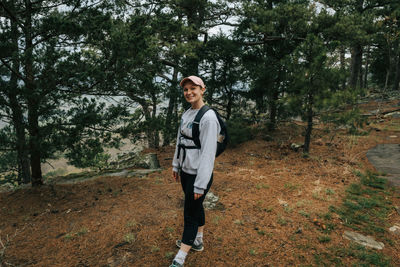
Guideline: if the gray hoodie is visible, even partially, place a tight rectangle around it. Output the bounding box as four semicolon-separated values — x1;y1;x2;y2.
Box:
172;107;221;194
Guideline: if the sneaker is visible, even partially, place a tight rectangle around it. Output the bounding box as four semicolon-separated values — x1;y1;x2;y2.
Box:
169;260;183;267
176;239;204;252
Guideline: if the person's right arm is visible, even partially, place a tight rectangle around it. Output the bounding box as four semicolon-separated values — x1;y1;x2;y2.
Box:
172;120;181;182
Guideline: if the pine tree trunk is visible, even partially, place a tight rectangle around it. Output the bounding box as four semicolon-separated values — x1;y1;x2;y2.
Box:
340;46;346;90
9;13;31;184
8;26;31;184
151;95;159;149
25;0;42;186
349;44;363;89
303;93;314;154
226;89;233;120
10;89;31;185
363;46;370;89
267;88;279;131
393;53;400;91
163;68;178;146
384;68;390;90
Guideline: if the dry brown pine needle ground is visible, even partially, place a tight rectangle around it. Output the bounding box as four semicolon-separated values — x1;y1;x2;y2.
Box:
0;99;399;267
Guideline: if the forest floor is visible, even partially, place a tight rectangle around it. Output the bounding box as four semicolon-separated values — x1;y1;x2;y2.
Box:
1;98;400;267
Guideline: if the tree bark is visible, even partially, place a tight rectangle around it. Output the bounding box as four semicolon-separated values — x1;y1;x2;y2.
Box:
393;53;400;91
25;0;43;186
226;89;233;120
363;46;370;89
267;88;279;131
384;68;390;91
151;93;159;149
9;15;31;184
349;44;363;89
163;68;178;146
303;92;314;154
340;46;346;90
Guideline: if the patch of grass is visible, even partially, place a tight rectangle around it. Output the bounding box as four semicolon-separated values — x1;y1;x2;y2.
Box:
123;233;135;243
327;244;391;266
64;233;74;240
284;183;300;191
317;235;331;243
249;248;257;256
321;212;332;220
312;191;327;201
151;246;160;253
298;210;310;218
257;229;266;236
277;216;288;226
321;171;394;266
64;227;89;240
165;251;174;259
325;188;335;195
256;183;270;189
233;219;244;225
296;200;311;208
126;220;137;228
212;215;222;225
165;226;174;233
264;207;273;212
284;206;293;213
43;168;68;179
76;227;88;236
154;177;163;184
335;171;391;234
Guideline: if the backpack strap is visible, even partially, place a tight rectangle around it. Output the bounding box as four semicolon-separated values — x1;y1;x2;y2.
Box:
192;105;211;148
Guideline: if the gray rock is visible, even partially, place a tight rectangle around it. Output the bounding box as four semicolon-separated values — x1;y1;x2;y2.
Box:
0;182;15;193
290;143;303;152
144;153;160;169
388;225;400;235
278;198;289;207
203;191;219;210
367;144;400;175
107;170;130;177
104;169;161;178
343;231;384;250
384;111;400;118
395;206;400;215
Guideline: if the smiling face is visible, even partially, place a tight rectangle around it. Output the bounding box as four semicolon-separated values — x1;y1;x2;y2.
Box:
183;80;205;109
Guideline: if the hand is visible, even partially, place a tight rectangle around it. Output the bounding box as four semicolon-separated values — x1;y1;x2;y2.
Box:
194;193;203;200
172;171;180;182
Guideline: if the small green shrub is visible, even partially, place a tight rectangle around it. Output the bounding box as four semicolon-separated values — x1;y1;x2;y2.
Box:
226;117;254;147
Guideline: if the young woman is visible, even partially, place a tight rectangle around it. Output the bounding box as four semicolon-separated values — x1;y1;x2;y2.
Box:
170;76;220;267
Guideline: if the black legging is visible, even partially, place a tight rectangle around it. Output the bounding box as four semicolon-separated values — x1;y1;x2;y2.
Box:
180;171;213;246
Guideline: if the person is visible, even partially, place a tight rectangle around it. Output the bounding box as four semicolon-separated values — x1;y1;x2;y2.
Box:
169;76;220;267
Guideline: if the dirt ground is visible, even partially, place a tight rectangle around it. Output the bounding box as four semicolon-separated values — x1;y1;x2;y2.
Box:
1;100;399;267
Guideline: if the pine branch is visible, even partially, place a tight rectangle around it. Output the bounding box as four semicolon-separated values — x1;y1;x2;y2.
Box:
0;2;25;29
0;58;27;84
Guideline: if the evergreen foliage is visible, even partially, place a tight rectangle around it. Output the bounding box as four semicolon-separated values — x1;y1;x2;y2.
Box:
0;0;399;185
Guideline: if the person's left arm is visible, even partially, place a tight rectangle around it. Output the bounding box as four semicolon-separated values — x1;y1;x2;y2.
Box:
193;116;219;198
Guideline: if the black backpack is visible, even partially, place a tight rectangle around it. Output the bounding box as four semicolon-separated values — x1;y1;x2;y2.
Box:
177;105;229;163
